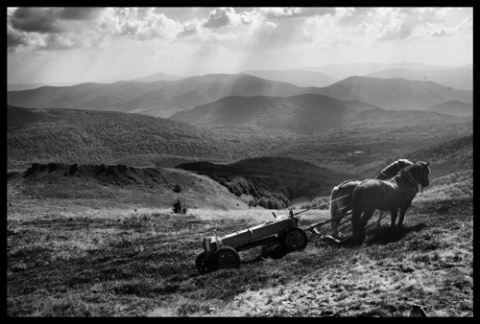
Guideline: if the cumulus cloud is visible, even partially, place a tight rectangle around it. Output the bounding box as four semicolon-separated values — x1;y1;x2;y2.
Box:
7;26;47;49
410;17;473;38
58;7;106;20
7;7;184;51
10;7;63;33
201;7;263;29
203;7;239;29
7;27;28;47
344;8;456;42
248;18;312;51
6;6;473;54
257;7;302;18
119;11;180;40
177;19;202;38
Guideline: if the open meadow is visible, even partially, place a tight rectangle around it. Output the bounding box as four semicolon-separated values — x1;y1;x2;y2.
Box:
7;193;473;317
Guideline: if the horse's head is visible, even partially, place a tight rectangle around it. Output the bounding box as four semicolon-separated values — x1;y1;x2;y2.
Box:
407;161;431;192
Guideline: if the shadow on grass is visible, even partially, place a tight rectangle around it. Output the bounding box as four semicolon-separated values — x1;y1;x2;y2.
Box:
364;222;428;246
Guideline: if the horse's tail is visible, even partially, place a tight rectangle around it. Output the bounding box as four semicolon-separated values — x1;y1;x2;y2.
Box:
351;182;364;235
329;185;340;233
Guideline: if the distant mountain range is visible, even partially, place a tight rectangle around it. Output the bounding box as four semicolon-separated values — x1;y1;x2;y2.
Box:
367;68;472;90
316;76;472;111
7;74;473;118
298;62;471;79
7;82;78;91
131;72;185;83
241;69;338;88
170;93;471;133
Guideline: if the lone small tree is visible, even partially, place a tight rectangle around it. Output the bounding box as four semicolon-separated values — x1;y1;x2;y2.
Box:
172;199;188;214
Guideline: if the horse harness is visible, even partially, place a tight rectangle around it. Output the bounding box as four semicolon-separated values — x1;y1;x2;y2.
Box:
399;169;418;189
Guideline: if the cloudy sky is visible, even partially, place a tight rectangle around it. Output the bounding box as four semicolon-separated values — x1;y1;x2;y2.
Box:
7;7;473;85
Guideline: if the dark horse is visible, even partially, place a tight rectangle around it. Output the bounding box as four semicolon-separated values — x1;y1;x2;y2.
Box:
329;159;413;238
351;161;431;242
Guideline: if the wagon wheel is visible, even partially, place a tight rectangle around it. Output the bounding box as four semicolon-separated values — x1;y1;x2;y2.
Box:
195;252;213;274
280;228;308;252
213;246;241;270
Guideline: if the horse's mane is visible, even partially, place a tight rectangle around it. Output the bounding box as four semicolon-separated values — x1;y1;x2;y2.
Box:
380;159;413;178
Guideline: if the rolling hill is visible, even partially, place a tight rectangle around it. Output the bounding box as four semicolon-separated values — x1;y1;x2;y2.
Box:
367;68;472;90
170;94;367;132
316;76;472;111
6;81;171;112
170;93;470;133
176;156;354;208
427;101;473;116
7;100;472;179
7;105;234;172
7;162;249;210
350;134;473;202
122;74;331;118
241;69;338;87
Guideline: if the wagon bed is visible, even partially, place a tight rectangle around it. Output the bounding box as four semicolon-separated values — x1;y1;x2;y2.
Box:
195;206;389;274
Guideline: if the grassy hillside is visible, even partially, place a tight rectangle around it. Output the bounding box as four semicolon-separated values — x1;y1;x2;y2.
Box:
176;157;354;209
349;135;473;201
7;106;232;172
427;101;472;116
8;104;472;178
7;196;473;316
7;162;248;210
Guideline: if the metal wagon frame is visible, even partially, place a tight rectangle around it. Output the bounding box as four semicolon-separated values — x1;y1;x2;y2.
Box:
195;196;390;274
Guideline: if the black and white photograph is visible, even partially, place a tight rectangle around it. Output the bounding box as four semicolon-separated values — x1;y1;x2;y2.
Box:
7;7;473;317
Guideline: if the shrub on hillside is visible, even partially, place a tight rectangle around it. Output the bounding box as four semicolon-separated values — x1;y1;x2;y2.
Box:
172;199;188;214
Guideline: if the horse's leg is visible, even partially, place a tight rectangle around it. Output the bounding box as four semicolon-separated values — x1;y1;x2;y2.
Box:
390;209;398;228
360;210;375;230
329;186;340;237
351;188;362;235
398;200;413;228
376;210;384;228
351;186;367;243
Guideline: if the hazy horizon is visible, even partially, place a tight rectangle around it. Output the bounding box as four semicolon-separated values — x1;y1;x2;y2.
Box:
7;7;473;85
